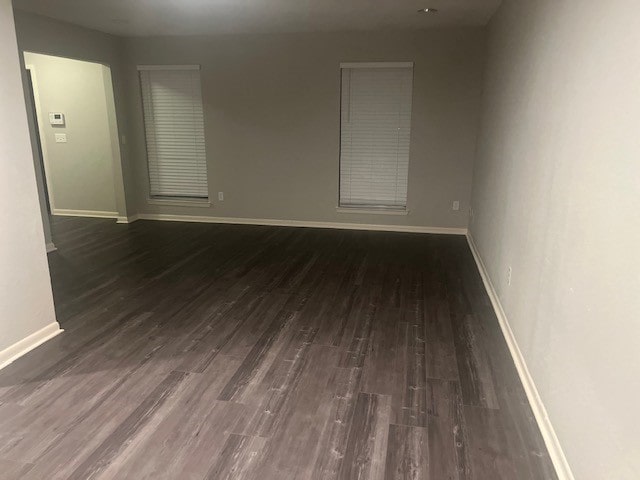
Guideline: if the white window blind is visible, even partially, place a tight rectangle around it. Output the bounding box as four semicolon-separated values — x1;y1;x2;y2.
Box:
138;66;208;198
339;63;413;209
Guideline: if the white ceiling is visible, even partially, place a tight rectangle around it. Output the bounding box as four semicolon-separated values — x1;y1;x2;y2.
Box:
13;0;502;37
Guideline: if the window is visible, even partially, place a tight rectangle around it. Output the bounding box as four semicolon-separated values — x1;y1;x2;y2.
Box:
339;62;414;210
138;65;208;199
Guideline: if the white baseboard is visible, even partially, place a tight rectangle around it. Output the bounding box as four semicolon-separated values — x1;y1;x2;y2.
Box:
466;233;574;480
116;214;140;224
46;242;57;253
0;322;63;371
53;209;118;219
136;213;467;235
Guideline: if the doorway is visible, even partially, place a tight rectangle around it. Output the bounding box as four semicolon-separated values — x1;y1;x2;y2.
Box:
23;52;126;226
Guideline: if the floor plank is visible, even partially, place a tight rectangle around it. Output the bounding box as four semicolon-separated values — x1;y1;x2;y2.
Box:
0;217;558;479
338;392;391;480
384;424;428;480
464;405;518;479
426;378;470;480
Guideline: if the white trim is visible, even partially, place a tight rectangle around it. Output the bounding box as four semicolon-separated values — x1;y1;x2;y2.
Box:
0;323;63;371
46;242;57;253
147;197;211;208
136;213;466;235
137;64;200;71
336;206;409;216
116;214;140;224
340;62;414;69
25;64;58;212
53;209;118;219
466;233;574;480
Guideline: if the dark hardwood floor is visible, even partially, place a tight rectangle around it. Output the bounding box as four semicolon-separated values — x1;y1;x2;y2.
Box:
0;217;557;479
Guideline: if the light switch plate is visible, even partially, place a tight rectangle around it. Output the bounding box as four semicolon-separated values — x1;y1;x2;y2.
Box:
55;133;67;143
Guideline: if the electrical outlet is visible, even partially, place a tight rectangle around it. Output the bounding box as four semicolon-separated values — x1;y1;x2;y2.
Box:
218;192;224;201
54;133;67;143
507;266;512;286
452;200;460;211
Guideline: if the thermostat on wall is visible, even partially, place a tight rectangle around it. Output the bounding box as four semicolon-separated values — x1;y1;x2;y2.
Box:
49;112;65;126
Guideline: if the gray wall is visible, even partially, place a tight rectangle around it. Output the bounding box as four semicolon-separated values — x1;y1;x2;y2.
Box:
0;0;57;354
122;29;485;229
13;14;486;229
24;52;118;215
470;0;640;478
14;10;133;218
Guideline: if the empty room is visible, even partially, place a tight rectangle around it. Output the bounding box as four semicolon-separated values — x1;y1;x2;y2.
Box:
0;0;638;479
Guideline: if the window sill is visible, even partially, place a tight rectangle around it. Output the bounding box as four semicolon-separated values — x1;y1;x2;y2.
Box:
147;197;211;208
336;206;409;216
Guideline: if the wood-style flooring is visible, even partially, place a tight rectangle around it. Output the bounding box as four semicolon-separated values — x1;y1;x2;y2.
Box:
0;217;557;479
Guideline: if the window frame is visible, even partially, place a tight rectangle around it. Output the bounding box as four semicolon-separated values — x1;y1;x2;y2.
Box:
337;61;414;213
137;64;209;203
